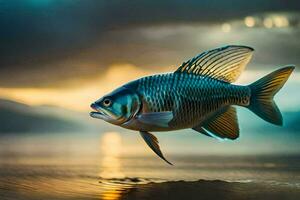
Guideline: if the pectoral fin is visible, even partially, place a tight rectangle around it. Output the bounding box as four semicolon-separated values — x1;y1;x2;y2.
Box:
137;111;173;128
139;131;173;165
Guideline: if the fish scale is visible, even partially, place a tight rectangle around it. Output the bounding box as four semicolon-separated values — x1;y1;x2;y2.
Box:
136;72;249;129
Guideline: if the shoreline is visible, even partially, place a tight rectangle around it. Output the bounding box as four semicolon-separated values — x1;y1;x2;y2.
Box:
120;179;300;200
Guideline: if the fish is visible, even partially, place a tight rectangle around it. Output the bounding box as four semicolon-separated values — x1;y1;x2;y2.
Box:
90;45;295;165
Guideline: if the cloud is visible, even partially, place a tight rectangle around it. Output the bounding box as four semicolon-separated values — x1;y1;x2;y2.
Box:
0;1;300;87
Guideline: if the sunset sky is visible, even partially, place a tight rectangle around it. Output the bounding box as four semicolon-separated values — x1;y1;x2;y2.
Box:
0;1;299;175
0;1;299;112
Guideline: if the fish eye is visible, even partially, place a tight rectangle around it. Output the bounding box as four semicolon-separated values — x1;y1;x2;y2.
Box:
103;98;112;107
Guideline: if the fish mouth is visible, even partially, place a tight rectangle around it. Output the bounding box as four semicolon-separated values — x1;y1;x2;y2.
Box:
90;110;105;118
90;104;107;119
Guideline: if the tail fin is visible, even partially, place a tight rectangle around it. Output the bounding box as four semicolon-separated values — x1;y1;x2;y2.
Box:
248;66;295;126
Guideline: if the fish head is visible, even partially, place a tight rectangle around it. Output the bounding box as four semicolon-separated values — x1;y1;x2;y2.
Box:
90;86;140;125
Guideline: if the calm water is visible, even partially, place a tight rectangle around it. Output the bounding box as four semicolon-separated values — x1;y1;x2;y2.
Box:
0;132;299;200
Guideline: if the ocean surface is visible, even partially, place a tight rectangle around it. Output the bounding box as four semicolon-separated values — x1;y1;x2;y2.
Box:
0;132;299;200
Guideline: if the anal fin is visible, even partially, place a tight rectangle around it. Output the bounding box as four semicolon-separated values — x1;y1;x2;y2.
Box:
203;106;239;140
192;126;212;138
193;106;239;140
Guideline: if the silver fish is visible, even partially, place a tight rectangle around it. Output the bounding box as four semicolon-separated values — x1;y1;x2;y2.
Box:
90;45;294;165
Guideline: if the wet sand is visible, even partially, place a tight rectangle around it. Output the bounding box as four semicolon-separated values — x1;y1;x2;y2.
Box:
121;180;300;200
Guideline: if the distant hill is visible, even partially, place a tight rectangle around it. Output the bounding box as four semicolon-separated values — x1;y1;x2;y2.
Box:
0;99;85;133
0;99;120;134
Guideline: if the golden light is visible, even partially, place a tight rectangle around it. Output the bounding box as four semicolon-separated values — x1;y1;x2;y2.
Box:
263;17;273;28
0;64;166;111
0;87;95;111
273;15;289;27
99;132;125;200
244;16;255;27
99;132;123;179
221;23;231;33
263;15;290;29
100;132;122;157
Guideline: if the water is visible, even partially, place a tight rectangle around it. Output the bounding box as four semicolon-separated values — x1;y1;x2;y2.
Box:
0;132;299;200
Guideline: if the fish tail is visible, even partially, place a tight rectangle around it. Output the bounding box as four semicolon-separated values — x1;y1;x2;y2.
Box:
247;66;295;126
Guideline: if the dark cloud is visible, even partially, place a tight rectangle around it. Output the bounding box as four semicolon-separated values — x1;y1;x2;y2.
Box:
0;0;300;87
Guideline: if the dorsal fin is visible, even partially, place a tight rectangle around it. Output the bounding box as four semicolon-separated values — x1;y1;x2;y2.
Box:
203;106;239;140
175;45;254;83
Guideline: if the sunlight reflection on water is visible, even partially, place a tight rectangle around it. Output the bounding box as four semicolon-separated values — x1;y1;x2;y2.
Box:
100;132;124;179
99;132;126;200
0;132;299;200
